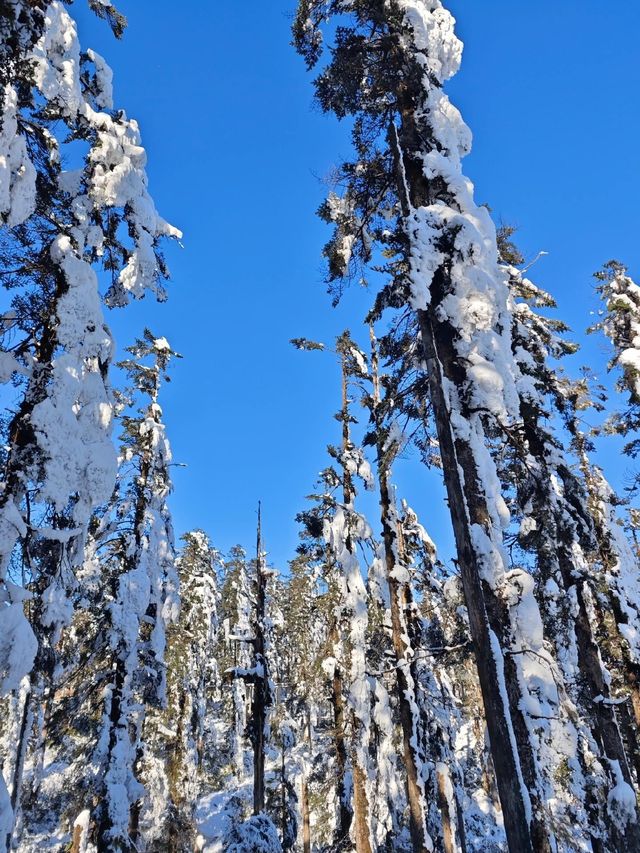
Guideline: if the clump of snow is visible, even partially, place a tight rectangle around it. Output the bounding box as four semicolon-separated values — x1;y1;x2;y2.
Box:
85;48;113;109
223;813;283;853
72;809;91;852
0;85;37;227
607;760;638;832
397;1;463;81
0;601;38;693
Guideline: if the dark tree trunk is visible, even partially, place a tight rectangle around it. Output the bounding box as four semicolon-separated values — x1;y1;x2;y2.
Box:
382;58;553;845
329;617;352;843
252;503;270;815
96;659;133;853
301;773;311;853
415;304;549;853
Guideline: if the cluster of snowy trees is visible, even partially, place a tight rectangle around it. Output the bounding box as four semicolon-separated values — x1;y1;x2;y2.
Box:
2;1;640;852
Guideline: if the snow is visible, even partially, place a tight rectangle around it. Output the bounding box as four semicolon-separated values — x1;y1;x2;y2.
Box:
27;234;116;519
607;759;638;832
0;601;38;694
597;264;640;403
488;629;532;825
40;581;74;638
0;85;37;227
341;444;375;491
0;779;13;849
224;814;283;853
3;1;640;850
397;2;463;81
31;2;83;118
85;48;113;109
350;346;368;376
325;192;369;275
72;809;90;851
196;789;240;851
0;500;28;572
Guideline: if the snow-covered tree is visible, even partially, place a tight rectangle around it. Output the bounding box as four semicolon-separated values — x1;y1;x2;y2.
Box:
560;376;640;784
293;3;571;849
225;509;275;819
501;259;640;849
593;261;640;458
294;331;383;851
140;529;220;850
86;331;179;852
0;3;178;843
219;546;254;784
277;549;337;852
366;325;466;853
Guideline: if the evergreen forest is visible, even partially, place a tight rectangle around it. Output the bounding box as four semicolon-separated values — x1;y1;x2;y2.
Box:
2;2;640;852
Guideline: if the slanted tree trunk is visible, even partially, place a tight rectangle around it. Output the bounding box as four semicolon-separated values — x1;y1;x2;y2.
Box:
383;64;553;845
301;705;312;853
575;432;640;772
281;738;287;844
413;300;548;853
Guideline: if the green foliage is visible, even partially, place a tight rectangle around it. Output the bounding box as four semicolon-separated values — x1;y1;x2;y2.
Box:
86;0;127;38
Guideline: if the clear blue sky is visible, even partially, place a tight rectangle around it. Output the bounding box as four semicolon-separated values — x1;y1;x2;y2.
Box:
75;1;640;568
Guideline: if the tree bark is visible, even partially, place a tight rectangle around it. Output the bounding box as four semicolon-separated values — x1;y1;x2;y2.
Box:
385;67;552;845
301;773;311;853
252;503;269;815
352;758;372;853
329;617;352;844
414;304;547;853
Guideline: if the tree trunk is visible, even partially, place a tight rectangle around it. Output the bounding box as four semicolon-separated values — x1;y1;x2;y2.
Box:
413;305;547;853
281;738;287;846
385;74;552;846
352;756;372;853
252;503;269;815
369;326;433;852
329;617;352;843
301;773;311;853
96;657;133;853
436;765;457;853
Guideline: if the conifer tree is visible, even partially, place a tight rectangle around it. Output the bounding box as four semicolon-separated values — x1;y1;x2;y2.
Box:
293;4;566;848
500;259;640;848
141;529;220;850
251;505;271;816
279;551;336;852
0;4;178;843
226;509;274;818
220;546;253;784
366;325;465;853
294;332;382;851
593;261;640;460
331;332;377;853
562;376;640;784
89;331;180;852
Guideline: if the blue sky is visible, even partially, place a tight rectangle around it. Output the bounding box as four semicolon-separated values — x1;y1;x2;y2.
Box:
74;1;640;569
